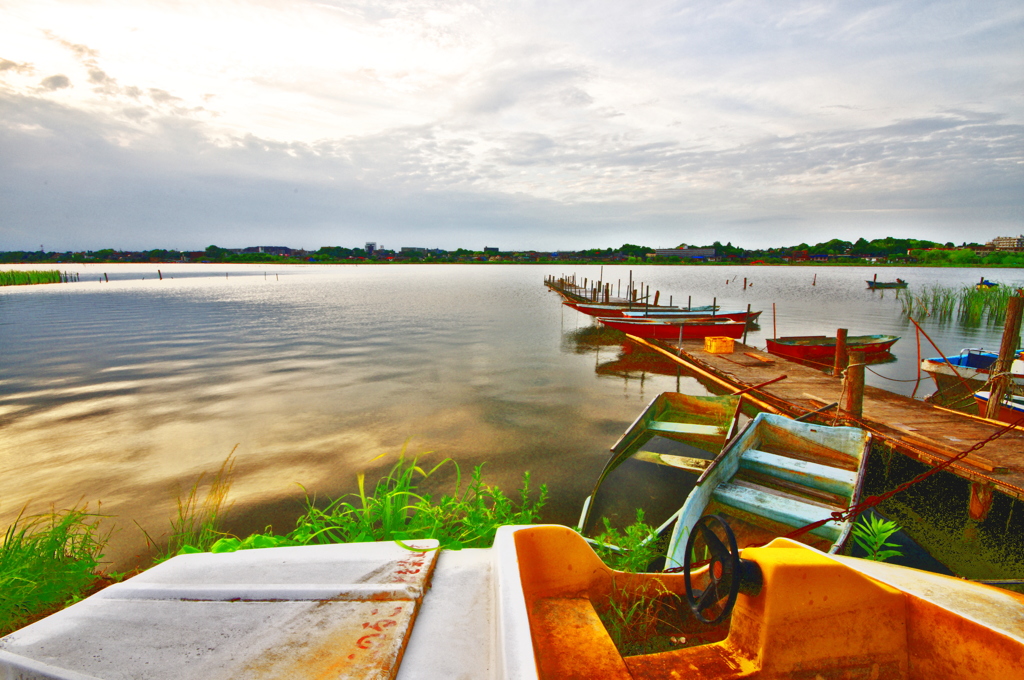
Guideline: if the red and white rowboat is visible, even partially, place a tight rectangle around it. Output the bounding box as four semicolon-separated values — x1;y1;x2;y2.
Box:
597;316;746;340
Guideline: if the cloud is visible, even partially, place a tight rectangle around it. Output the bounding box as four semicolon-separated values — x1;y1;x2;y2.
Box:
0;0;1022;250
39;74;71;90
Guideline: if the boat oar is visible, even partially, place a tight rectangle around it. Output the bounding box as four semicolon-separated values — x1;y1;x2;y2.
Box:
732;375;787;396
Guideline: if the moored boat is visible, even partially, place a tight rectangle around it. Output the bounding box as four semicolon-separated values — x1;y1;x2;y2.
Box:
766;334;899;361
578;392;743;536
921;348;1024;406
866;278;908;289
619;308;762;323
598;316;746;340
973;390;1024;424
568;301;715;318
5;523;1023;679
662;412;872;568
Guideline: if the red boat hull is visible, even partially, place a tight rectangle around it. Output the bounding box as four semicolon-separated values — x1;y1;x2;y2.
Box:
766;335;899;361
598;318;746;340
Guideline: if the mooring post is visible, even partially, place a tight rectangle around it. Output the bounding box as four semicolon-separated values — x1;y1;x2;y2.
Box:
158;270;162;280
843;351;866;418
653;290;660;306
712;297;716;316
986;293;1024;420
772;302;777;338
834;328;849;377
742;303;751;345
743;277;747;290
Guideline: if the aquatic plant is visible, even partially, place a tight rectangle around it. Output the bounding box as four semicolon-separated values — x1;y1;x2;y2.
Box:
898;283;1020;326
590;509;667;572
0;270;62;286
0;505;110;636
852;513;903;562
154;452;236;559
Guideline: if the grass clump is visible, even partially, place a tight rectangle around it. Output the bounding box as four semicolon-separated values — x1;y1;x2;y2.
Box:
0;506;110;636
185;447;548;556
153;452;236;559
0;270;62;286
589;509;668;572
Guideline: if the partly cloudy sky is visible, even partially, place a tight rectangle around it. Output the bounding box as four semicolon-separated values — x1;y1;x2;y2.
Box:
1;0;1022;251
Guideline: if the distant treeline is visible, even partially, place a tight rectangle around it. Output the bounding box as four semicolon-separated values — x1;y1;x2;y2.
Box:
2;237;1021;266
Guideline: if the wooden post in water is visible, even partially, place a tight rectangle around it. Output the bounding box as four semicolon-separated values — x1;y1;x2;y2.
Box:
104;273;108;282
743;277;747;290
742;303;751;345
772;303;777;338
834;328;849;377
712;297;716;316
812;273;816;286
986;294;1024;420
688;295;691;311
158;270;162;280
653;290;660;306
843;351;866;418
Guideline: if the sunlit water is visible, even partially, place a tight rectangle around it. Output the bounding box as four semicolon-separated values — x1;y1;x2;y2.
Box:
1;263;1020;568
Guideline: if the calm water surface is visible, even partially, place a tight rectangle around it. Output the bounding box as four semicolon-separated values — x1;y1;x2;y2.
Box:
1;263;1020;567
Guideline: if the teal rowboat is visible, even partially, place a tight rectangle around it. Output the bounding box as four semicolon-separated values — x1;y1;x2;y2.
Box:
664;412;871;569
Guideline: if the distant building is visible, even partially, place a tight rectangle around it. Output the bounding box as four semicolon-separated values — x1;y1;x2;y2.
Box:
483;247;499;254
400;247;426;254
987;235;1024;251
365;242;376;255
654;247;716;259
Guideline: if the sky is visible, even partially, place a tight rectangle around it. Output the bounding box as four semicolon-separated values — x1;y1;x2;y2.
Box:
1;0;1022;252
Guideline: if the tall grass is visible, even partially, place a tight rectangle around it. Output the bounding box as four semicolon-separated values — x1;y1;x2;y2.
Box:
0;270;62;286
149;451;236;560
898;283;1020;326
0;505;110;636
182;446;548;555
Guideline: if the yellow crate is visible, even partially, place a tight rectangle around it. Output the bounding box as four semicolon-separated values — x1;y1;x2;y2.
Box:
704;336;735;354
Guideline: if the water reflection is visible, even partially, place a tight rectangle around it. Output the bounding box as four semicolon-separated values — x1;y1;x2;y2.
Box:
1;263;1019;569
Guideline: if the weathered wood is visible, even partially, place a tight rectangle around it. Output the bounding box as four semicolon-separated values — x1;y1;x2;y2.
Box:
624;335;1024;500
986;295;1023;420
834;328;848;376
843;351;866;417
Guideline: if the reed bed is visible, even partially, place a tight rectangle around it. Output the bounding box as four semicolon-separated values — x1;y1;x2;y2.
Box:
0;270;62;286
898;283;1019;326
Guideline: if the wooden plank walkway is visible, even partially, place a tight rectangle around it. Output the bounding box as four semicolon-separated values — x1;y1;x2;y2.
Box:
631;336;1024;502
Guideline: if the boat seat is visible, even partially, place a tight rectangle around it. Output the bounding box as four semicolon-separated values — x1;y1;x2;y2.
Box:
739;449;856;498
648;420;725;437
712;482;843;542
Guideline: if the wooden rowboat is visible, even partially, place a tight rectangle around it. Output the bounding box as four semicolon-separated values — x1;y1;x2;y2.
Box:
578;392;742;536
620;309;762;323
766;334;899;361
568;301;715;318
663;412;871;568
866;279;908;289
973;390;1024;424
598;317;746;340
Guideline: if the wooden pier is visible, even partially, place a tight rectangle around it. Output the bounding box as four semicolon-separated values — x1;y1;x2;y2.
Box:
634;335;1024;503
544;274;1024;505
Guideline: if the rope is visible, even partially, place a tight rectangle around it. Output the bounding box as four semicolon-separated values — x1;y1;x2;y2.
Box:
865;366;927;383
783;412;1024;541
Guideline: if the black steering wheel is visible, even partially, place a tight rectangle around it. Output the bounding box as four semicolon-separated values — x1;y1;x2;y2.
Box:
683;514;741;625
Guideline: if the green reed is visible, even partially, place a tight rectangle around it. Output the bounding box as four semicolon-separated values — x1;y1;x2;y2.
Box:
181;446;548;555
0;505;110;636
898;283;1018;326
0;270;62;286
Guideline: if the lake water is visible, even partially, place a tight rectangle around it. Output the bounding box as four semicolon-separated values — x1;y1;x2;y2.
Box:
1;263;1020;568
